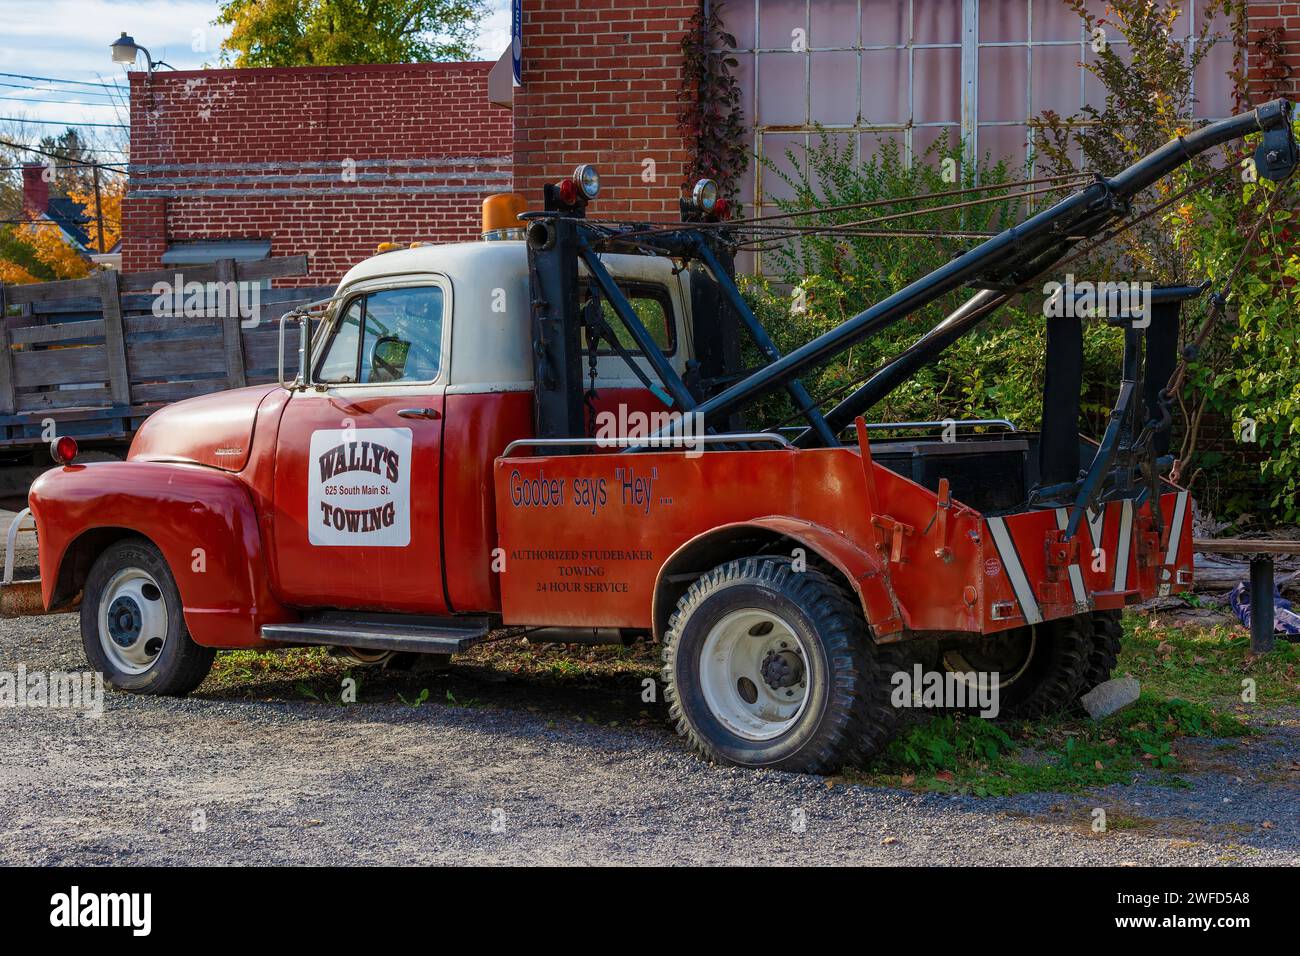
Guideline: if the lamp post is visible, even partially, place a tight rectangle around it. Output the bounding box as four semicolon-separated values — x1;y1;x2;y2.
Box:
110;33;175;71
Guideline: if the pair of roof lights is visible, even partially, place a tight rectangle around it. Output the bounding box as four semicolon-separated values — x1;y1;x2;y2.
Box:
557;166;730;219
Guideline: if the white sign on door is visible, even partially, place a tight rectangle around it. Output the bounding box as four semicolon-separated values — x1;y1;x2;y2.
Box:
308;427;413;547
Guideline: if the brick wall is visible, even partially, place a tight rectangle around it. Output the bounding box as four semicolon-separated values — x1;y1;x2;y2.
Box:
122;63;511;284
1245;1;1300;99
511;0;696;222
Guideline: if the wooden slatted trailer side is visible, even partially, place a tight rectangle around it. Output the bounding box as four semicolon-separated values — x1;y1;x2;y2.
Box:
0;257;332;488
0;257;332;452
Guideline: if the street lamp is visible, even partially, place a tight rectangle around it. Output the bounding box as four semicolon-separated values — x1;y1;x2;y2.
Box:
110;33;175;71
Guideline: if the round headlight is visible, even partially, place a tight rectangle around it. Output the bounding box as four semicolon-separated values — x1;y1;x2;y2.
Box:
691;178;719;212
573;164;600;200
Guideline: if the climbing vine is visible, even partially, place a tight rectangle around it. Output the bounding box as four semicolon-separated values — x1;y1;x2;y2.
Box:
678;1;748;206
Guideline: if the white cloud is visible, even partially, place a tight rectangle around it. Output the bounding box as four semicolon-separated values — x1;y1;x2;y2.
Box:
475;0;513;60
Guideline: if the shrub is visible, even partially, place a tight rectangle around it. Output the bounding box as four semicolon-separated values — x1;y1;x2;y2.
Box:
740;131;1122;436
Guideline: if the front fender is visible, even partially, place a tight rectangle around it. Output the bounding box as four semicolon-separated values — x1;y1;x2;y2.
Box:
29;461;294;647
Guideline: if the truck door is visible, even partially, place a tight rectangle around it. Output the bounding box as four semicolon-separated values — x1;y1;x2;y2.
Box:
271;279;450;612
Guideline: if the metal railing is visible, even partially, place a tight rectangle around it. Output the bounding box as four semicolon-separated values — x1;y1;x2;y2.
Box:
501;432;793;458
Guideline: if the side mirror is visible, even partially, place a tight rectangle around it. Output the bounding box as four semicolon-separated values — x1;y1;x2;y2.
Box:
278;312;312;390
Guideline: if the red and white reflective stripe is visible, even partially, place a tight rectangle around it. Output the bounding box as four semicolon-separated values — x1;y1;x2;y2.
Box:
1159;490;1190;596
1055;508;1089;609
1164;489;1189;566
1113;499;1134;592
1087;505;1105;556
986;517;1042;625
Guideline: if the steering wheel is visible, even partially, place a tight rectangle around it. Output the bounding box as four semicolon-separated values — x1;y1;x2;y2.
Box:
370;335;406;381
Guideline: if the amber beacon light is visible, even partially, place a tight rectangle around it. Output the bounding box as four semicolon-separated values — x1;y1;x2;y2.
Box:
482;193;528;240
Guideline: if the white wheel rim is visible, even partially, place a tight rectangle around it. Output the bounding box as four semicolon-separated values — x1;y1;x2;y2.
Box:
98;566;169;675
698;608;811;741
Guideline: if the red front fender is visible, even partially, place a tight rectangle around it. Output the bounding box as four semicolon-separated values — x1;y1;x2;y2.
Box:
28;461;294;648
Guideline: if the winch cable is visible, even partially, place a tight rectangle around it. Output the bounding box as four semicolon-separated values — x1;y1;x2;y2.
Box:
763;160;1241;434
581;173;1090;247
737;228;1001;249
732;179;1088;252
723;172;1089;228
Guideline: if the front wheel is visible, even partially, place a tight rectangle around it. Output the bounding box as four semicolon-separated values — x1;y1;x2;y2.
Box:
81;538;215;695
662;556;899;774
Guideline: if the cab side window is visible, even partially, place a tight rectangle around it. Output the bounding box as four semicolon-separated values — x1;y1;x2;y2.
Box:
579;281;676;357
315;286;444;385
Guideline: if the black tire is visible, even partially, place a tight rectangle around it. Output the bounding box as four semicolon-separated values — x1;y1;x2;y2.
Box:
80;538;215;696
941;614;1093;720
1081;610;1124;694
662;556;900;774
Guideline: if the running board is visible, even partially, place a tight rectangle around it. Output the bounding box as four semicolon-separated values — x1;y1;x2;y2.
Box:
261;612;490;654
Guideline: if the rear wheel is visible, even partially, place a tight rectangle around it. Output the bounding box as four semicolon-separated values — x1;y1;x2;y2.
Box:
81;539;215;695
940;614;1092;719
1081;610;1124;693
662;556;899;774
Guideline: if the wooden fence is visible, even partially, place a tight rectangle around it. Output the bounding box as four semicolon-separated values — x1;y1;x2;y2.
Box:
0;257;332;447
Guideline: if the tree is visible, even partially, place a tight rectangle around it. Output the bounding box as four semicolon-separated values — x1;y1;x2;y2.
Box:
38;129;99;199
214;0;489;66
68;177;124;253
1032;0;1238;284
0;222;91;284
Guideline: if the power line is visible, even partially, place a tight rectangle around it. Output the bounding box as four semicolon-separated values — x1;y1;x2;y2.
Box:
0;219;113;226
0;80;122;100
0;72;127;91
0;163;128;172
0;138;128;167
0;95;120;109
0;117;127;129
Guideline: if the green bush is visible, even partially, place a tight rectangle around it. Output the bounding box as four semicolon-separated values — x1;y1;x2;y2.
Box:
1173;166;1300;521
740;131;1124;436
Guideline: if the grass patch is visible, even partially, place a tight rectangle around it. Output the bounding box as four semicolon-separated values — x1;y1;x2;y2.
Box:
1117;616;1300;708
841;695;1248;797
208;646;339;691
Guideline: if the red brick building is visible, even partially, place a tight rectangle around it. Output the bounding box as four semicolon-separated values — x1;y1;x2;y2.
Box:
122;62;511;283
122;0;1299;284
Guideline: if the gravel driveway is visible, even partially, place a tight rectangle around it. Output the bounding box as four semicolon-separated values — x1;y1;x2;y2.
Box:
1;604;1296;865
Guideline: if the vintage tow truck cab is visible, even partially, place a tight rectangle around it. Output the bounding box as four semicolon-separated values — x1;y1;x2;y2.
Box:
11;101;1297;773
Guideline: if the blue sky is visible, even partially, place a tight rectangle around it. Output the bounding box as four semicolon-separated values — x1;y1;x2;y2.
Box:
0;0;512;142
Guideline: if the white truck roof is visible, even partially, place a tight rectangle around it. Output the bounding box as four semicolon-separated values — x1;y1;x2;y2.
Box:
335;240;692;392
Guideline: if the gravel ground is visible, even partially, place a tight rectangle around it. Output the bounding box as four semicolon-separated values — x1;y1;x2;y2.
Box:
1;604;1296;866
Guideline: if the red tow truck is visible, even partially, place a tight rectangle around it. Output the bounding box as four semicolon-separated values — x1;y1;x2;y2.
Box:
9;101;1296;773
